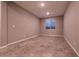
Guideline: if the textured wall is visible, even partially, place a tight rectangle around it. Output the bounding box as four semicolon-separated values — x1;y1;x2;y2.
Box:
64;2;79;55
40;17;63;35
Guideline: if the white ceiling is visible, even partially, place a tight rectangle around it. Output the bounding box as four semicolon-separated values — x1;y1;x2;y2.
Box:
14;1;69;18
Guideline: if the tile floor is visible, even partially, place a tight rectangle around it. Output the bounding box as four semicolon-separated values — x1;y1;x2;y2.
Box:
0;36;77;57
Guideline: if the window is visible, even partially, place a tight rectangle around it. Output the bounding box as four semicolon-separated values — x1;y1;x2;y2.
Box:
45;18;56;29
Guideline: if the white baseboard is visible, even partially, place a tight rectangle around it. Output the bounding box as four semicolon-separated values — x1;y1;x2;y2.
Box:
64;36;79;56
40;34;64;37
0;35;38;49
1;34;78;56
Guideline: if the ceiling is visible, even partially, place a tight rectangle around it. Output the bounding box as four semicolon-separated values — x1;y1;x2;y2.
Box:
14;1;69;18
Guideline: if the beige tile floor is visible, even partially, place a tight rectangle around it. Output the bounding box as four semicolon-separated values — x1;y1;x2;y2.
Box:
0;36;78;57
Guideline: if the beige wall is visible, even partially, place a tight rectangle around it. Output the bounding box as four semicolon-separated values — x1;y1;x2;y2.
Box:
0;1;1;46
1;2;7;46
8;3;40;44
40;17;63;35
64;2;79;55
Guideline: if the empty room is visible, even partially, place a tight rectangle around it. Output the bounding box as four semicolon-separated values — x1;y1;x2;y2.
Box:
0;1;79;57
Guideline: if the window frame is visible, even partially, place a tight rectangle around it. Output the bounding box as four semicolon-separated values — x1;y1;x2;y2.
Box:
45;18;56;29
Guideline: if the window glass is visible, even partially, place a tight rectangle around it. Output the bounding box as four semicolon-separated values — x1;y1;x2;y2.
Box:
45;18;56;29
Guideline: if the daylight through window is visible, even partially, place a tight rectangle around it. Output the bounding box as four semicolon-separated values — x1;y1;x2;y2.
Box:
45;18;56;29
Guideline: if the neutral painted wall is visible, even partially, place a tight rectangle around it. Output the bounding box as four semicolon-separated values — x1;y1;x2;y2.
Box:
8;3;40;44
40;17;63;35
1;2;7;46
0;1;1;46
64;2;79;55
